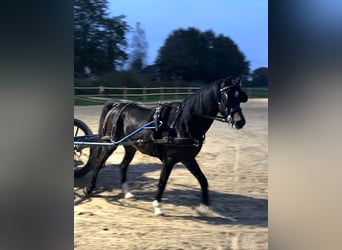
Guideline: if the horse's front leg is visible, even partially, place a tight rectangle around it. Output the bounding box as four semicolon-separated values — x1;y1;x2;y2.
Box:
182;159;213;216
120;146;137;199
153;158;176;215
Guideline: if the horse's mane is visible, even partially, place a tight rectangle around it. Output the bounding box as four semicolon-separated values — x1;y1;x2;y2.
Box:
181;81;220;114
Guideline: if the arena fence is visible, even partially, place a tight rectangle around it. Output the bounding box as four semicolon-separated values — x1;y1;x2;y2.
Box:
74;86;268;105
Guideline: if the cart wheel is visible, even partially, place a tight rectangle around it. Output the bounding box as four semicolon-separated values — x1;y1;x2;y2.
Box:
74;118;93;177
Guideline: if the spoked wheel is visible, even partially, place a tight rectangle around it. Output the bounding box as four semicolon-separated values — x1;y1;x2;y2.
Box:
74;118;93;177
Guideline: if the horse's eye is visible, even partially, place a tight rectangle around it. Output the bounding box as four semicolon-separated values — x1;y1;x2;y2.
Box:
234;90;239;98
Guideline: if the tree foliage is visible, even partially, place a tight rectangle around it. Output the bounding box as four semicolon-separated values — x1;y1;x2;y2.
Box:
129;22;148;72
155;27;250;83
250;67;268;87
74;0;129;75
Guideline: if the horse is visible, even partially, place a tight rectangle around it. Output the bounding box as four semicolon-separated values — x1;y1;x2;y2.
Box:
74;76;248;215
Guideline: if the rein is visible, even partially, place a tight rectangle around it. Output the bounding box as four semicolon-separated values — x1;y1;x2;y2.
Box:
193;113;231;123
157;101;232;124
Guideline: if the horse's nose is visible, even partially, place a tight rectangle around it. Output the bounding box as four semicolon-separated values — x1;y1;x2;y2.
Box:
234;119;245;129
232;111;245;129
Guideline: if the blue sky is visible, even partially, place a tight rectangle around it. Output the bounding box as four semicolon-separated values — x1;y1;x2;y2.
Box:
109;0;268;71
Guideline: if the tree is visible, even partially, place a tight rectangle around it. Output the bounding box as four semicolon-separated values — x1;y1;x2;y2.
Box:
155;27;250;83
250;67;268;87
129;22;148;72
74;0;129;75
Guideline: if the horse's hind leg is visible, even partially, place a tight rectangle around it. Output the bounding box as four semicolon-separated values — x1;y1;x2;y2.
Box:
83;145;116;195
120;145;137;199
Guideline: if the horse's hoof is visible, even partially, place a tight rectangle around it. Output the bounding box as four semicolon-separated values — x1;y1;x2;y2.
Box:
152;200;164;216
154;208;164;216
122;182;135;199
124;192;135;199
83;186;92;196
195;204;214;217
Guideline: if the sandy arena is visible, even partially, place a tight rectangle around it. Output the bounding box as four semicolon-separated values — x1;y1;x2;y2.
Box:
74;99;268;249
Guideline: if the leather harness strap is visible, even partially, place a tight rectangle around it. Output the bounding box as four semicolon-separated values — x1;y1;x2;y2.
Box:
101;102;132;141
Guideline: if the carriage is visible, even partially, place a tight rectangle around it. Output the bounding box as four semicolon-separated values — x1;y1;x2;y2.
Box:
73;76;248;215
74;117;163;175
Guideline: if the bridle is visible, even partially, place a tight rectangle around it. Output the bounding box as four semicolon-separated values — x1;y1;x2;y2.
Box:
217;85;242;124
194;85;242;124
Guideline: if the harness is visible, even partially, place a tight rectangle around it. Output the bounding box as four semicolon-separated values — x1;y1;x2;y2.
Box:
168;104;182;130
152;102;182;132
193;113;230;123
193;106;241;124
151;103;205;146
101;102;133;142
153;102;162;132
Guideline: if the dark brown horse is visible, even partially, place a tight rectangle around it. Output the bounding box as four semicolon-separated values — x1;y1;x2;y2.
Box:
75;76;248;215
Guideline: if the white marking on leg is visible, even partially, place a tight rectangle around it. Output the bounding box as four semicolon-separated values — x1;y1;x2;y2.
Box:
152;200;163;215
122;182;134;199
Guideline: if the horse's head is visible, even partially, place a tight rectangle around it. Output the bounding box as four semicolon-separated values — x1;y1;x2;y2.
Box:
218;76;248;129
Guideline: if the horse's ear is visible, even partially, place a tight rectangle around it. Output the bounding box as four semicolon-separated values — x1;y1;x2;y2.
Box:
219;76;231;89
218;78;226;89
232;76;242;86
238;77;243;86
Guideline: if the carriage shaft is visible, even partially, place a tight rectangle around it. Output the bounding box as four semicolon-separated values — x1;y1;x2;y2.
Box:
74;120;162;146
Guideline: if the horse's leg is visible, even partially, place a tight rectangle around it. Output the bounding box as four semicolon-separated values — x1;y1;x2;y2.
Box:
83;145;116;195
182;159;213;216
153;158;176;215
120;145;137;199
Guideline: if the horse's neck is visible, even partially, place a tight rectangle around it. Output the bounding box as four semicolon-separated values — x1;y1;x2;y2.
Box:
193;86;219;120
193;116;215;137
181;88;219;138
